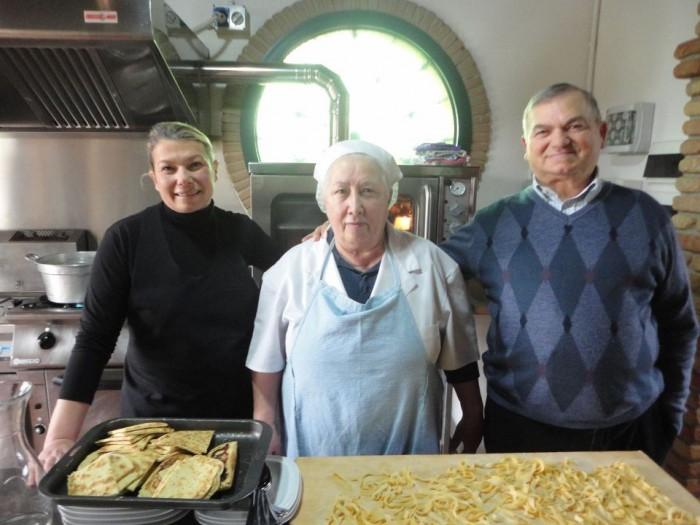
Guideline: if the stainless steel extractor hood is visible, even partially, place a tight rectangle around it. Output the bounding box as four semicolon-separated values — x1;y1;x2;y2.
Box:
0;0;195;131
0;0;350;139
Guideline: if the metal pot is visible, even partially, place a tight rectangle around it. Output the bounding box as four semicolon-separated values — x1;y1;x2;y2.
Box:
25;252;95;304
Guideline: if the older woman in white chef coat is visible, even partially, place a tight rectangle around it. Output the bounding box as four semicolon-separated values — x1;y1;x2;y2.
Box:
246;140;483;457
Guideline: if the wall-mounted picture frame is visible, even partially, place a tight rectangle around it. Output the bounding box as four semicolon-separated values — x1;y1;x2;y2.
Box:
604;102;655;154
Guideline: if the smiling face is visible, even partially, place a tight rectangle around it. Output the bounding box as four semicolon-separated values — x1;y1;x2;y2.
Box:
148;139;218;213
323;154;391;254
522;91;607;192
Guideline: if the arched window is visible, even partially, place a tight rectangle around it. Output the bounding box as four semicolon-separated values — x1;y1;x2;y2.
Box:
243;12;472;164
228;0;490;210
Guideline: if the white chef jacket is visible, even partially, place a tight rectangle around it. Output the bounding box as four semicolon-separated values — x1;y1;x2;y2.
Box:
246;225;479;374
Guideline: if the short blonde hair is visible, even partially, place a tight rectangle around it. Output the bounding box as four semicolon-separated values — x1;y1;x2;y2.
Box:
147;121;215;168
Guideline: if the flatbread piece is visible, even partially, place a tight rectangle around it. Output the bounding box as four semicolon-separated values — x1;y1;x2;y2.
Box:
151;430;214;454
152;455;224;499
207;441;238;491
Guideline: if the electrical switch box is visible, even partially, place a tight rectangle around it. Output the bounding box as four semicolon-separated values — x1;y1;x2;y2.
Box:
213;4;246;30
604;102;655;154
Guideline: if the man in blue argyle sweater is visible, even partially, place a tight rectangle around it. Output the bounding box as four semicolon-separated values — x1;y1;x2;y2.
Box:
442;83;698;464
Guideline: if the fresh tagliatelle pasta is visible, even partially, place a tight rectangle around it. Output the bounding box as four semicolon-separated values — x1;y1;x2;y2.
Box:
327;456;699;524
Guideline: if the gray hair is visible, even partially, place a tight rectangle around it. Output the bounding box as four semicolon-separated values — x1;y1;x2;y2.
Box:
147;121;215;168
522;83;602;137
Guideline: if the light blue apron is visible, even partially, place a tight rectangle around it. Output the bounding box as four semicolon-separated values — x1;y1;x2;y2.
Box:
281;239;443;457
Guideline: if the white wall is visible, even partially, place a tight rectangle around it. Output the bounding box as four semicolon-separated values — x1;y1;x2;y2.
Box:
593;0;696;203
167;0;596;209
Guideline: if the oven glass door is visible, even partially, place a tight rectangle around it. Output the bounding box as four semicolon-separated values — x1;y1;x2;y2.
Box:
270;192;326;252
252;171;442;249
390;177;441;241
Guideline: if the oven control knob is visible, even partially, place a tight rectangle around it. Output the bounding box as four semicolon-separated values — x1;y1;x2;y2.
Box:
38;329;56;350
33;423;46;435
449;181;467;196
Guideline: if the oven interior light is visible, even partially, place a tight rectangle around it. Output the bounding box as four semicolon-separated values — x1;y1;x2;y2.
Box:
393;215;413;231
389;195;414;232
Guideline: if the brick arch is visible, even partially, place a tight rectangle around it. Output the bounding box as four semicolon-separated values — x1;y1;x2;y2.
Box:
222;0;491;212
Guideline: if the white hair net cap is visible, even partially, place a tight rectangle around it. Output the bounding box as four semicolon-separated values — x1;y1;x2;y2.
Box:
313;139;403;212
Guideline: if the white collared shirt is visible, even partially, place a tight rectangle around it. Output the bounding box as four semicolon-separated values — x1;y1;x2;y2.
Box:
532;170;603;215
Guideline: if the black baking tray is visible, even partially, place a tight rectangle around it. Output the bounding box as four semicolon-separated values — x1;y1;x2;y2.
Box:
39;417;271;510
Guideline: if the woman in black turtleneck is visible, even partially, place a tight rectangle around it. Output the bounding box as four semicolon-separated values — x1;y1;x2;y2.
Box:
39;122;282;470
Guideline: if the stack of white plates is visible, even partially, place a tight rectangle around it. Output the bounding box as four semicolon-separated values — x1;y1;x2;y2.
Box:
195;455;302;525
57;505;188;525
266;455;302;522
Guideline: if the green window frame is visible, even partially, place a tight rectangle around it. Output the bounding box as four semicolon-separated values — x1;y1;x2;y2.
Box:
240;10;473;164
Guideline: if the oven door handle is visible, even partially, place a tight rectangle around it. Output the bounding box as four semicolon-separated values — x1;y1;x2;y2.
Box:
417;183;432;239
468;176;479;218
51;368;124;390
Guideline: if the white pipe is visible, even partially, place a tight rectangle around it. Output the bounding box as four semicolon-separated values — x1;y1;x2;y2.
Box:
586;0;602;92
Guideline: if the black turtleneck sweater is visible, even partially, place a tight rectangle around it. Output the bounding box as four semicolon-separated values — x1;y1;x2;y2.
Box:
61;202;282;418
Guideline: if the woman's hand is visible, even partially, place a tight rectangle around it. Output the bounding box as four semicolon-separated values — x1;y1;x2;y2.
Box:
38;437;75;472
268;426;282;456
25;456;46;487
252;371;284;455
37;399;89;472
450;380;484;453
450;417;482;453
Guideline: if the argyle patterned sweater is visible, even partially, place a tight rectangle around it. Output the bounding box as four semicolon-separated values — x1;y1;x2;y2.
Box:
441;182;698;432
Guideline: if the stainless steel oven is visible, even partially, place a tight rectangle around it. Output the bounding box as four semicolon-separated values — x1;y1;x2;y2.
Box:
250;163;480;251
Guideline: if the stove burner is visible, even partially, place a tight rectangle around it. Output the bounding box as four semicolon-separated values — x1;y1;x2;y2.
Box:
18;295;84;311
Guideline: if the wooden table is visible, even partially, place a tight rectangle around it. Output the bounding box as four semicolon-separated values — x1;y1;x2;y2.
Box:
292;451;700;523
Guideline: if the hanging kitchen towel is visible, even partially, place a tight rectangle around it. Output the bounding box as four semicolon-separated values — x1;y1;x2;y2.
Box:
414;143;470;166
